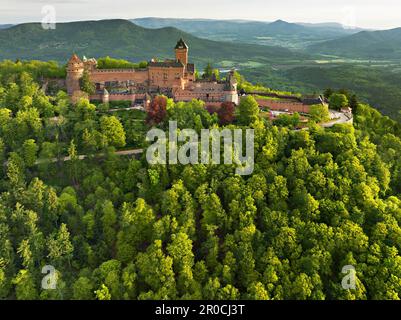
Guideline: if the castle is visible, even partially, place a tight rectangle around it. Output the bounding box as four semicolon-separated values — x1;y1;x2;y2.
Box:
66;39;239;106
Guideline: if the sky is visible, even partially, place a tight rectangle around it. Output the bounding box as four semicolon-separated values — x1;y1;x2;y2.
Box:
1;0;400;30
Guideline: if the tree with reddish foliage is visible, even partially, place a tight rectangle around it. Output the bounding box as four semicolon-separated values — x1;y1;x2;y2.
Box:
206;104;219;116
146;96;167;124
206;102;235;125
218;102;235;125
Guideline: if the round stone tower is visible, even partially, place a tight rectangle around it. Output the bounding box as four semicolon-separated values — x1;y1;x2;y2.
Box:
66;54;84;96
226;69;239;105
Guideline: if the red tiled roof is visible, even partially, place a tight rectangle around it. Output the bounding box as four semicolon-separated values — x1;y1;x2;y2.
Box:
68;54;83;64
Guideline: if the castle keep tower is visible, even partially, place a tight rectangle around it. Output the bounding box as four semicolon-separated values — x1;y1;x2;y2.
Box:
66;54;84;96
175;38;188;66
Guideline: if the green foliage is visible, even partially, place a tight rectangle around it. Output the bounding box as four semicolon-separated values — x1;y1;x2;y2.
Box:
0;62;400;301
95;284;111;300
238;95;260;125
0;60;65;83
99;116;126;148
97;56;148;70
329;94;349;111
136;240;176;299
202;63;220;81
166;99;217;130
21;139;38;167
73;277;94;300
309;104;330;123
274;113;301;128
12;270;38;300
47;224;74;266
80;70;95;95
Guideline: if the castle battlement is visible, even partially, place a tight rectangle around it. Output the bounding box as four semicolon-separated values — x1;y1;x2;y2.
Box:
91;69;145;73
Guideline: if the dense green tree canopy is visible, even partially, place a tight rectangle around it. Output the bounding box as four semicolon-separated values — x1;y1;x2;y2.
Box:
329;93;349;111
238;95;260;125
0;60;400;301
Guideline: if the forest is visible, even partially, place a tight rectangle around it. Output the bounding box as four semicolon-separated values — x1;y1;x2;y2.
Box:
1;59;401;300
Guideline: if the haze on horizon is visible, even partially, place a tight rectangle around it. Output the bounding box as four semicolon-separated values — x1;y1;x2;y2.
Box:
1;0;400;30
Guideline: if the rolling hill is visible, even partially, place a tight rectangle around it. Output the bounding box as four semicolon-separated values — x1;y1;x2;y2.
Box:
308;28;401;59
0;19;305;66
132;18;362;49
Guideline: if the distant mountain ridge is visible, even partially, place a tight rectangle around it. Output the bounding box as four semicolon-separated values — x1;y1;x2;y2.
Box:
0;19;303;65
132;17;361;34
308;27;401;59
131;18;363;49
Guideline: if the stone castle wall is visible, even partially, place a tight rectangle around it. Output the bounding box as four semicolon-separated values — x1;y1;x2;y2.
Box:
89;66;188;90
255;98;311;113
175;89;238;104
148;66;185;89
89;69;149;84
90;92;136;102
